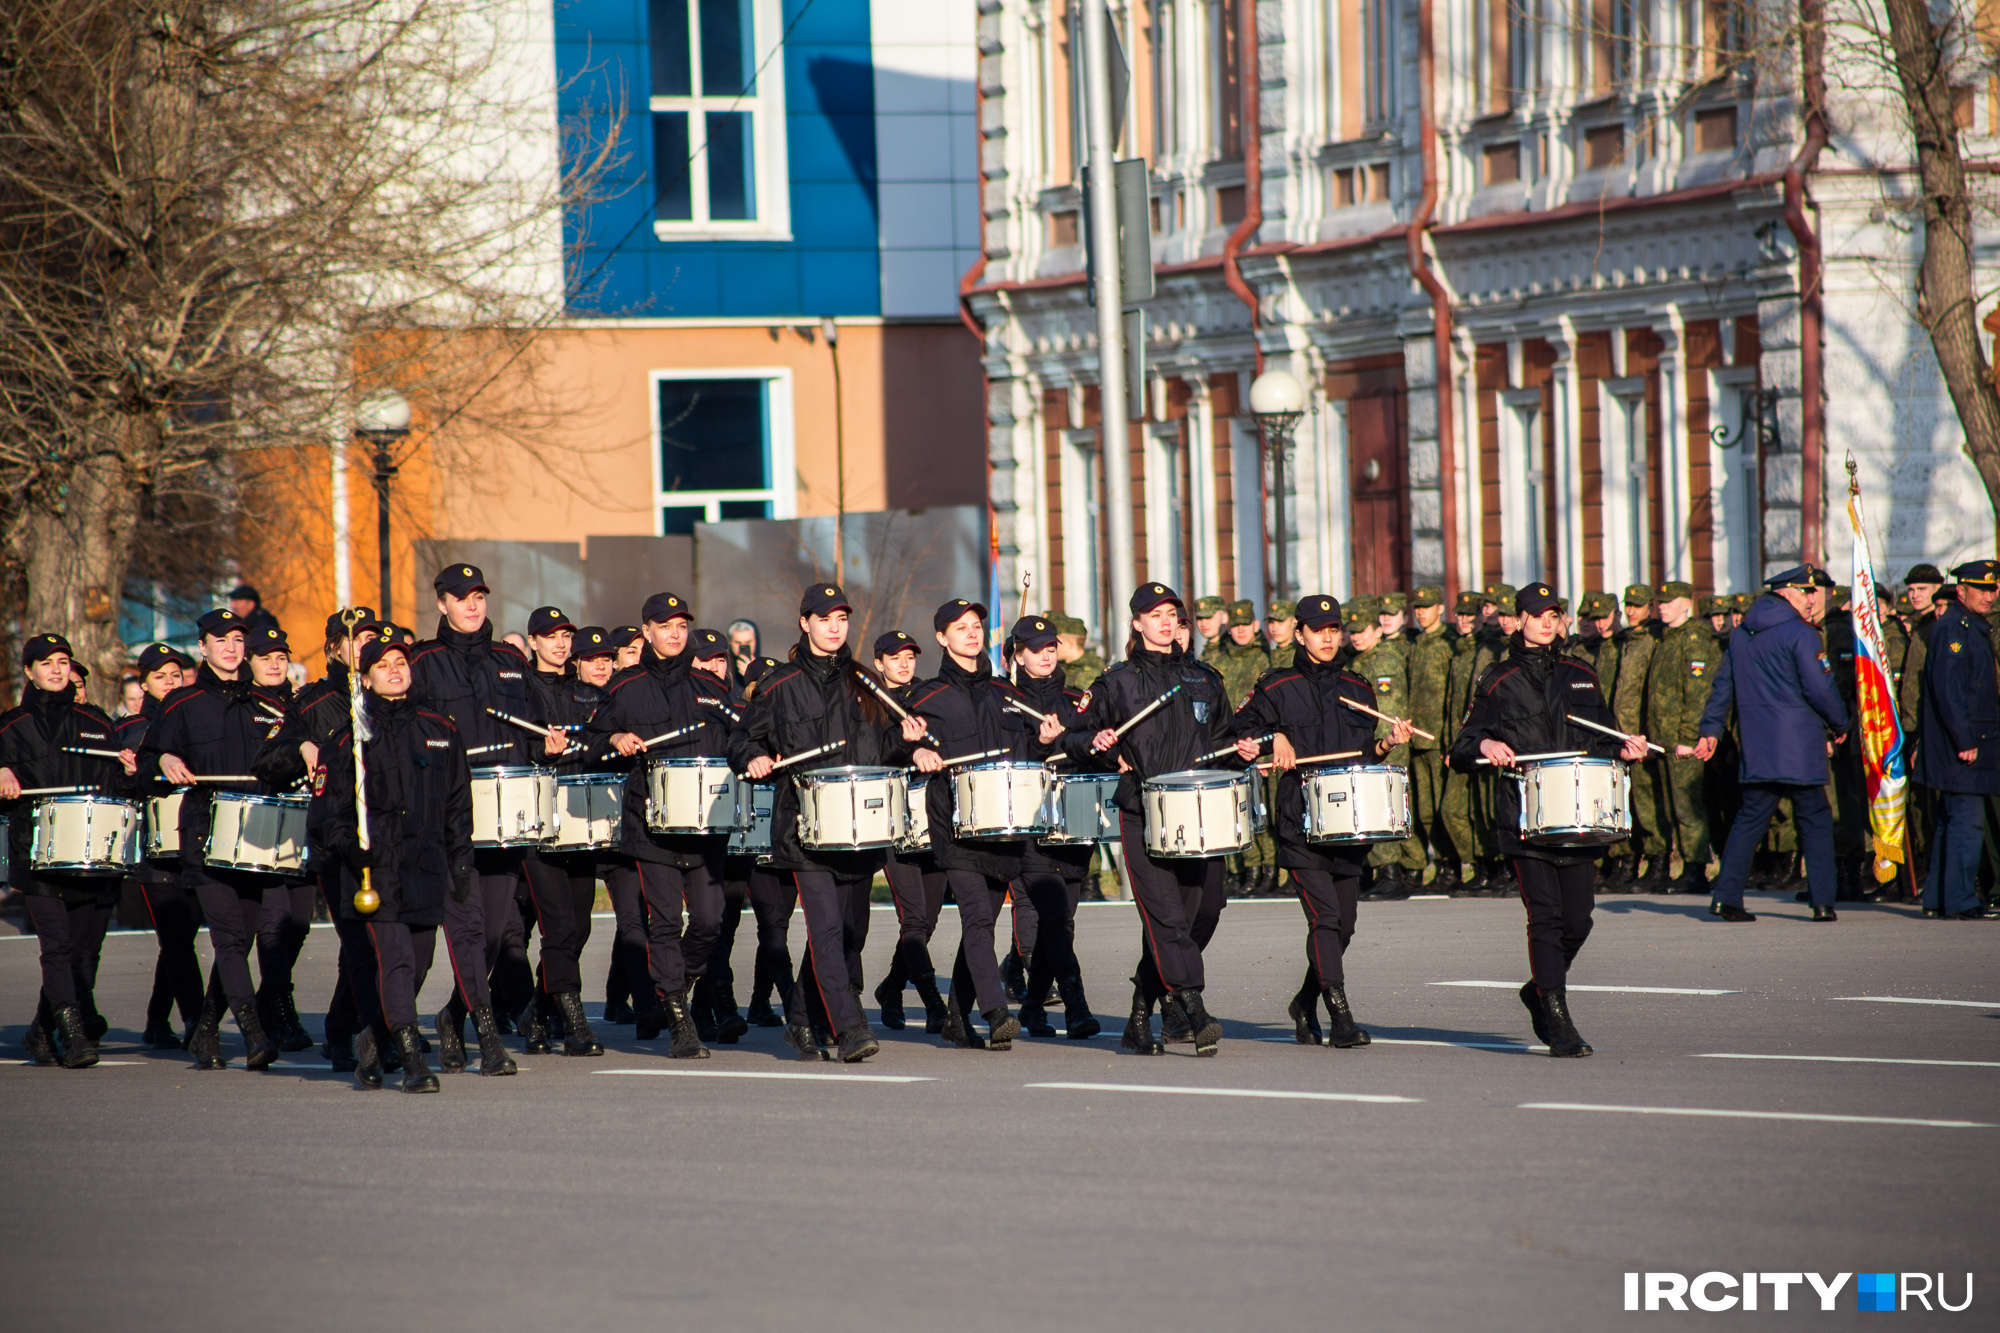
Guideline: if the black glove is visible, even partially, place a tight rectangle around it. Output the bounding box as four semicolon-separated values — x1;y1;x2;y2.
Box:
340;840;374;873
450;868;475;903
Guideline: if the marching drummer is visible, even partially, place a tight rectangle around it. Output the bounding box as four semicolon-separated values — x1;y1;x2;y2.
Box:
871;630;951;1035
1059;582;1241;1057
574;628;651;1030
117;641;203;1051
1231;596;1411;1049
244;624;318;1056
734;656;799;1031
906;599;1059;1050
728;583;927;1063
1447;582;1649;1058
690;627;754;1043
144;608;287;1071
1003;615;1102;1041
0;633;138;1068
587;593;735;1059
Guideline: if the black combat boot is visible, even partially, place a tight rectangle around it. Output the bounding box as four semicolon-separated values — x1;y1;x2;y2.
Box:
873;972;907;1031
353;1027;385;1089
1710;900;1758;922
1120;986;1162;1055
23;1001;59;1067
690;976;720;1043
1539;989;1592;1057
846;984;876;1046
434;1001;467;1072
710;980;748;1043
53;1003;99;1069
1811;903;1839;922
1321;985;1370;1048
555;991;603;1056
1161;991;1193;1043
782;1019;821;1061
471;1004;518;1075
1287;971;1323;1045
273;989;314;1051
662;987;710;1060
1173;989;1221;1056
521;994;553;1054
1002;948;1028;1003
940;993;982;1049
1432;861;1463;896
911;959;949;1034
230;999;281;1071
189;982;227;1070
837;1023;880;1063
747;993;784;1027
1517;980;1551;1044
1018;974;1057;1037
1483;860;1518;898
984;1006;1021;1051
393;1024;440;1093
1058;974;1100;1038
634;985;668;1042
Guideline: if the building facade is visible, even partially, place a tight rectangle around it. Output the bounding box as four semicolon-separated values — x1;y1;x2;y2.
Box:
967;0;2000;643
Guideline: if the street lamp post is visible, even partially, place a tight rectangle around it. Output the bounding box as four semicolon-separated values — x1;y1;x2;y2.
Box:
355;391;412;617
1249;370;1307;603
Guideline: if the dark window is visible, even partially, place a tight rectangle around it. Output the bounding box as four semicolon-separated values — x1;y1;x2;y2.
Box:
718;500;770;520
658;379;768;493
1483;141;1521;184
661;505;705;535
1583;123;1625;170
653;113;692;220
700;0;750;96
706;112;754;219
649;0;691;96
1693;106;1736;152
1215;184;1245;225
1048;210;1079;246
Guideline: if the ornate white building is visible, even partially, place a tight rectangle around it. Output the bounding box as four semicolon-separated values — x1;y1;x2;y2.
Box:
964;0;2000;638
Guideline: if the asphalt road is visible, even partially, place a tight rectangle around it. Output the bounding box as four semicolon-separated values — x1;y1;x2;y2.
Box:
2;888;1995;1331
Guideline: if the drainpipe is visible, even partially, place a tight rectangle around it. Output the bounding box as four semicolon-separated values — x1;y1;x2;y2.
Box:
1782;0;1827;563
961;57;997;630
1220;0;1263;374
1406;0;1460;599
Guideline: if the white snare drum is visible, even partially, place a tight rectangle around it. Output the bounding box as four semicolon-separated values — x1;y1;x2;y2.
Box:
1300;765;1411;844
728;782;775;857
645;757;741;835
470;765;557;848
795;766;908;850
1040;772;1121;845
30;795;142;874
951;761;1052;840
1516;757;1630;846
1140;770;1255;858
897;775;933;853
145;788;188;858
553;773;626;851
205;791;310;873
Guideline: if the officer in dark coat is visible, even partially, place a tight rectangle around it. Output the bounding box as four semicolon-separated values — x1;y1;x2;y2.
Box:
1916;560;2000;918
1695;566;1851;921
118;641;202;1049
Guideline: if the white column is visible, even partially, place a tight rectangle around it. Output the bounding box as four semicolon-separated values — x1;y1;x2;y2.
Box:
1653;313;1690;582
1549;321;1586;596
331;433;352;610
1186;377;1222;597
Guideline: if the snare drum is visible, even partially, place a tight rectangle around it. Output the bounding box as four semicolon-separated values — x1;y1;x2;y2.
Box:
1140;770;1255;858
29;795;142;874
470;765;557;847
951;761;1052;840
553;773;626;851
644;757;741;835
728;782;776;857
1039;772;1121;845
794;766;908;850
1300;765;1411;844
1516;757;1630;846
144;788;188;859
205;791;310;873
897;775;932;853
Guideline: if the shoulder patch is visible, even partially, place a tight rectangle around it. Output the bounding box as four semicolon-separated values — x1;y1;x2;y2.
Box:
1374;676;1394;694
1075;689;1092;712
1949;640;1963;654
1689;660;1708;678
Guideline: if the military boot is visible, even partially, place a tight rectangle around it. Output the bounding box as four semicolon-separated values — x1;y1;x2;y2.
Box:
471;1004;518;1075
520;994;553;1054
1321;986;1370;1048
274;989;315;1051
1518;980;1551;1045
634;985;668;1042
710;979;748;1043
782;1018;821;1060
837;1023;880;1063
1002;947;1028;1003
1018;972;1057;1037
53;1003;99;1069
1287;971;1323;1045
1172;989;1221;1056
1539;989;1592;1057
189;985;227;1070
1057;973;1100;1039
22;1002;59;1067
1119;986;1162;1055
353;1027;385;1089
434;1000;467;1073
393;1024;440;1093
873;973;907;1031
555;991;603;1056
983;1006;1021;1051
229;999;281;1071
690;976;720;1043
662;987;710;1060
909;953;949;1034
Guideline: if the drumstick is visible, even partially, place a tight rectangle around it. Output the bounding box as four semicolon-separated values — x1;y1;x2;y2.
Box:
61;747;126;759
1196;732;1271;764
191;775;258;783
1049;684;1181;766
854;669;943;746
1004;696;1054;726
486;707;557;739
769;738;848;771
466;742;513;756
703;698;742;723
1565;712;1666;754
18;785;94;796
1476;749;1587;767
637;722;703;750
931;747;1012;770
1337;696;1437;742
1254;749;1367;771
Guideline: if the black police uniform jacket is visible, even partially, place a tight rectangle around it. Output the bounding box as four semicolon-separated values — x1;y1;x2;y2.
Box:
1447;635;1623;867
1012;668;1100;876
1057;645;1240;817
884;677;936;866
407;620;546;768
310;696;474;925
0;685;130;894
1917;601;2000;794
727;638;913;876
906;654;1043;880
1232;655;1382;875
253;662;367;874
586;644;735;869
527;665;612;778
144;665;282;871
114;694;182;874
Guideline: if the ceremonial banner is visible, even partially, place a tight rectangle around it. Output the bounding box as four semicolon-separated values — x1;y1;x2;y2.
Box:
1847;482;1907;878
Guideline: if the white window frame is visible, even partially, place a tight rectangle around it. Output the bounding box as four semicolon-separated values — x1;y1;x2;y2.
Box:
1600;376;1649;593
649;367;797;533
1708;366;1763;593
1060;428;1104;644
1499;387;1546;587
649;0;792;242
1144;422;1186;589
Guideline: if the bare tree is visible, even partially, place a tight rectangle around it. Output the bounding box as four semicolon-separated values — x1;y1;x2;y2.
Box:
0;0;619;684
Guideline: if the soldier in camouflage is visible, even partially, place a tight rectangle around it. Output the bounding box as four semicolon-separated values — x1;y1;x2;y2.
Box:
1440;591;1487;893
1347;599;1422;894
1264;599;1297;670
1056;616;1105;691
1214;600;1272;708
1404;586;1452;888
1644;581;1719;893
1193;595;1228;663
1611;584;1666;887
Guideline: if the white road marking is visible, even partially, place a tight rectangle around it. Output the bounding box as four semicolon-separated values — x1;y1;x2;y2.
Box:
1407;893;1450;900
1519;1101;1993;1129
1432;980;1739;995
7;1059;144;1066
595;1068;935;1084
1833;995;1999;1010
1255;1036;1545;1053
1694;1053;2000;1069
1027;1081;1420;1104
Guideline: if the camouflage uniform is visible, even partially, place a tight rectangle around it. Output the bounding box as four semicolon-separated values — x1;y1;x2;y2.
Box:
1059;614;1106;691
1264;598;1297;670
1643;582;1719;887
1612;584;1667;874
1193;595;1227;665
1346;601;1422;882
1403;586;1452;881
1212;600;1272;708
1439;591;1487;879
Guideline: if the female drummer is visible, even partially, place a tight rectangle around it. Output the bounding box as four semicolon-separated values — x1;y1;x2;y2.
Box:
1060;583;1241;1057
1005;615;1101;1040
871;630;951;1035
0;634;138;1067
1232;596;1411;1048
244;624;317;1054
312;636;473;1092
730;584;925;1063
906;600;1061;1050
1447;582;1649;1057
117;642;200;1050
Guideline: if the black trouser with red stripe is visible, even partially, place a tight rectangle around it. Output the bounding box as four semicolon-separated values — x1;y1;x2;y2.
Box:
602;856;646;1009
441;856;518;1013
637;858;724;999
256;879;317;1004
1512;856;1595;991
945;871;1013;1016
747;867;797;1012
318;871;367;1045
1120;811;1224;997
1011;870;1081;981
137;870;205;1031
521;851;597;995
24;884;115;1011
1289;867;1360;989
880;852;944;996
788;869;869;1033
185;865;267;1006
357;921;437;1032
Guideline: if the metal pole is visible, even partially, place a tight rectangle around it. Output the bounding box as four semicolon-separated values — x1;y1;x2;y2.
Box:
374;443;394;618
1082;0;1134;613
1269;428;1287;601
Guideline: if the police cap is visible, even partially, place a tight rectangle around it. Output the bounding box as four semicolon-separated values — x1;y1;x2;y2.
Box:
799;584;852;617
933;598;987;632
22;632;72;667
248;624;289;657
196;608;245;640
1516;583;1562;616
527;606;575;637
433;564;488;598
1010;616;1059;651
572;627;616;660
874;630;920;659
642;593;692;624
1950;559;2000;587
1295;595;1342;630
1130;583;1183;615
324;607;380;642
